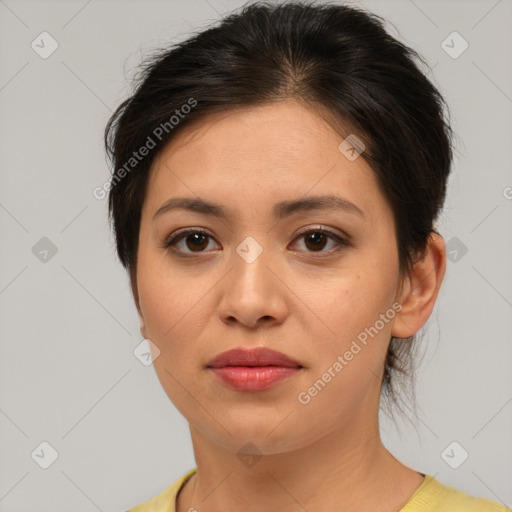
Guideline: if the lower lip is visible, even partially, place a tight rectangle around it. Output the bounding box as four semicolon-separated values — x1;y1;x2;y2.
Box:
208;366;301;391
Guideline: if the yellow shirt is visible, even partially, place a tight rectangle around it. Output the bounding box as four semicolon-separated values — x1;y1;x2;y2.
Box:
126;468;511;511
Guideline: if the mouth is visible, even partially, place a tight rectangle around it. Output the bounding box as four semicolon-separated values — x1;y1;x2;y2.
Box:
206;347;303;392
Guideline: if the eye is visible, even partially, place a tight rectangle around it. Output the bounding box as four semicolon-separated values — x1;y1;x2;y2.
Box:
164;229;220;255
163;226;349;257
290;227;349;255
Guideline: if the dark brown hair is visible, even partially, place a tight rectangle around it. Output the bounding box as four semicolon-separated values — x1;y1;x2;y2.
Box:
104;0;453;422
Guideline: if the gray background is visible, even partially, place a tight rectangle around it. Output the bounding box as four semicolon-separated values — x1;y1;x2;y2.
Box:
0;0;511;510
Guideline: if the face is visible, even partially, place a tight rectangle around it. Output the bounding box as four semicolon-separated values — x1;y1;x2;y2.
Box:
135;99;404;455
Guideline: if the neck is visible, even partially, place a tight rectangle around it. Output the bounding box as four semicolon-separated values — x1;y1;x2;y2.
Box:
176;407;423;512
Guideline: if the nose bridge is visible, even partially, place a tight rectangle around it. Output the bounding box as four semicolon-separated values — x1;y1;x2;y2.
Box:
232;234;274;294
218;233;287;326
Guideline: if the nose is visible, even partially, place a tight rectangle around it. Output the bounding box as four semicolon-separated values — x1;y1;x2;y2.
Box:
217;239;289;329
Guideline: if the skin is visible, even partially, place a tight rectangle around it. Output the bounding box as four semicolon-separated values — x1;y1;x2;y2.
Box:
133;99;446;512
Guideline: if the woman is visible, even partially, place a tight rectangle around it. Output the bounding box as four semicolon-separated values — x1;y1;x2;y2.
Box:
104;1;510;511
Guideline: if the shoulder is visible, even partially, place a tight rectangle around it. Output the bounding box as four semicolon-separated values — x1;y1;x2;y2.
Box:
401;474;511;512
125;468;197;512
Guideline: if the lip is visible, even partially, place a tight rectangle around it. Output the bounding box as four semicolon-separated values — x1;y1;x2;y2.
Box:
206;347;303;369
206;347;303;392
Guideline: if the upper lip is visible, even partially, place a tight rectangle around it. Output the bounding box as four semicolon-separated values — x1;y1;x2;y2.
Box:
206;347;303;369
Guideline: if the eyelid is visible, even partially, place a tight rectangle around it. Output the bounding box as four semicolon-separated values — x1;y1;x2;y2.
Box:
293;224;349;242
165;226;215;242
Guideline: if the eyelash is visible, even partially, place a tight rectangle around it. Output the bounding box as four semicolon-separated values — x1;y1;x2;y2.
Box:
163;227;350;257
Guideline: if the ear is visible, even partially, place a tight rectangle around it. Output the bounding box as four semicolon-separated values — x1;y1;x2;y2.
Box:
392;232;446;339
131;274;148;339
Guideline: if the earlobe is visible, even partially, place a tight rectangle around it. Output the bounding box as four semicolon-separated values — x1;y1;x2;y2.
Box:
391;233;446;339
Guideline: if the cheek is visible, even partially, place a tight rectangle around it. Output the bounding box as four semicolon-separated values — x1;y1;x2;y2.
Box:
136;262;214;415
319;263;397;335
290;276;395;435
136;248;203;347
308;255;398;375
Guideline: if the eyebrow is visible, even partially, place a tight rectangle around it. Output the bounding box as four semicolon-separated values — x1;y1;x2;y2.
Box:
152;195;366;221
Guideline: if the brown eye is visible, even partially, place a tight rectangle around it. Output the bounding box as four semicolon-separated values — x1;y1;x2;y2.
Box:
184;232;209;251
304;231;329;251
164;227;349;257
165;229;219;254
291;228;349;255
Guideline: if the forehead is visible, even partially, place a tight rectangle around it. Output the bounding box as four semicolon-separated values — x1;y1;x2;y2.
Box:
156;100;350;168
143;100;390;224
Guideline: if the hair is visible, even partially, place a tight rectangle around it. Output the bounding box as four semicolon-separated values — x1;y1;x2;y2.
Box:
104;0;453;425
